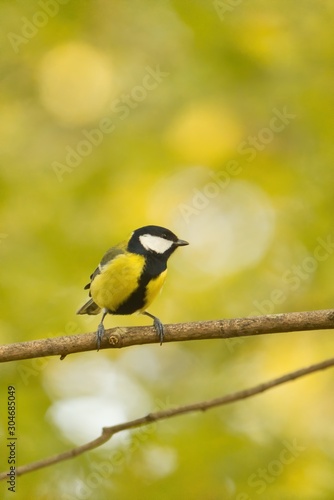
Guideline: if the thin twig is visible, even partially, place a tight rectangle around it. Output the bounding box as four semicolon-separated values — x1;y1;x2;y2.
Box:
1;355;334;480
1;309;334;362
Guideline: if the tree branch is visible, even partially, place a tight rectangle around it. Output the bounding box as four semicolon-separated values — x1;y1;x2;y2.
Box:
1;355;334;480
1;309;334;362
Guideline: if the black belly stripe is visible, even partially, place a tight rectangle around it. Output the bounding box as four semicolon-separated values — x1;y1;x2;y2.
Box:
112;256;166;315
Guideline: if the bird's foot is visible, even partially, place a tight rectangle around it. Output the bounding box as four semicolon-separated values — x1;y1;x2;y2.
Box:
96;323;105;351
143;311;165;345
153;317;164;346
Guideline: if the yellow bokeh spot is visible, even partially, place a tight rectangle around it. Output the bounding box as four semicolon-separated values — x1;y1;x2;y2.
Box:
237;13;295;65
37;42;115;126
164;102;243;164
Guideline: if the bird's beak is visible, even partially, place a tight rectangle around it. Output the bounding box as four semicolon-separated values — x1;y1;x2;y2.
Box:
175;239;189;247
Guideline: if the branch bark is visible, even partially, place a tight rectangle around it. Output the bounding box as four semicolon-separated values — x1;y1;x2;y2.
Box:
1;309;334;362
1;355;334;480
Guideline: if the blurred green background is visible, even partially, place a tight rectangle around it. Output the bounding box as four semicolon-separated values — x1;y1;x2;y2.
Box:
1;0;334;498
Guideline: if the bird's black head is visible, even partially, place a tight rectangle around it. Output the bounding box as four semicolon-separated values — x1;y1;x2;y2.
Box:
128;225;189;260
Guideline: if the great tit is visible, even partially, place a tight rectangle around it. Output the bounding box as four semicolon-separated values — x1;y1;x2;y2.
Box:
77;225;189;350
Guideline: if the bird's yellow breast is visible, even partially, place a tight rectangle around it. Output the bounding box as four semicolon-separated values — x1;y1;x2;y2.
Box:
90;253;145;312
141;269;167;311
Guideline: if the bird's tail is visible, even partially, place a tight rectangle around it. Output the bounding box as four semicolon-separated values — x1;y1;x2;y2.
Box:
77;298;101;315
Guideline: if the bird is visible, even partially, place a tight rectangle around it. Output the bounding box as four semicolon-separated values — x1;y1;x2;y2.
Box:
77;225;189;350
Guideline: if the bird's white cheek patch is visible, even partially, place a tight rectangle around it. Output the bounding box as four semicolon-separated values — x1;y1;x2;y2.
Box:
139;234;174;254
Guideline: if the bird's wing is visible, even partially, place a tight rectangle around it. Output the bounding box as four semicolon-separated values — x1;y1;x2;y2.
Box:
84;243;126;291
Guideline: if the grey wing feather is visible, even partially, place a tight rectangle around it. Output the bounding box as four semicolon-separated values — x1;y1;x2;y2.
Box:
77;298;101;315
